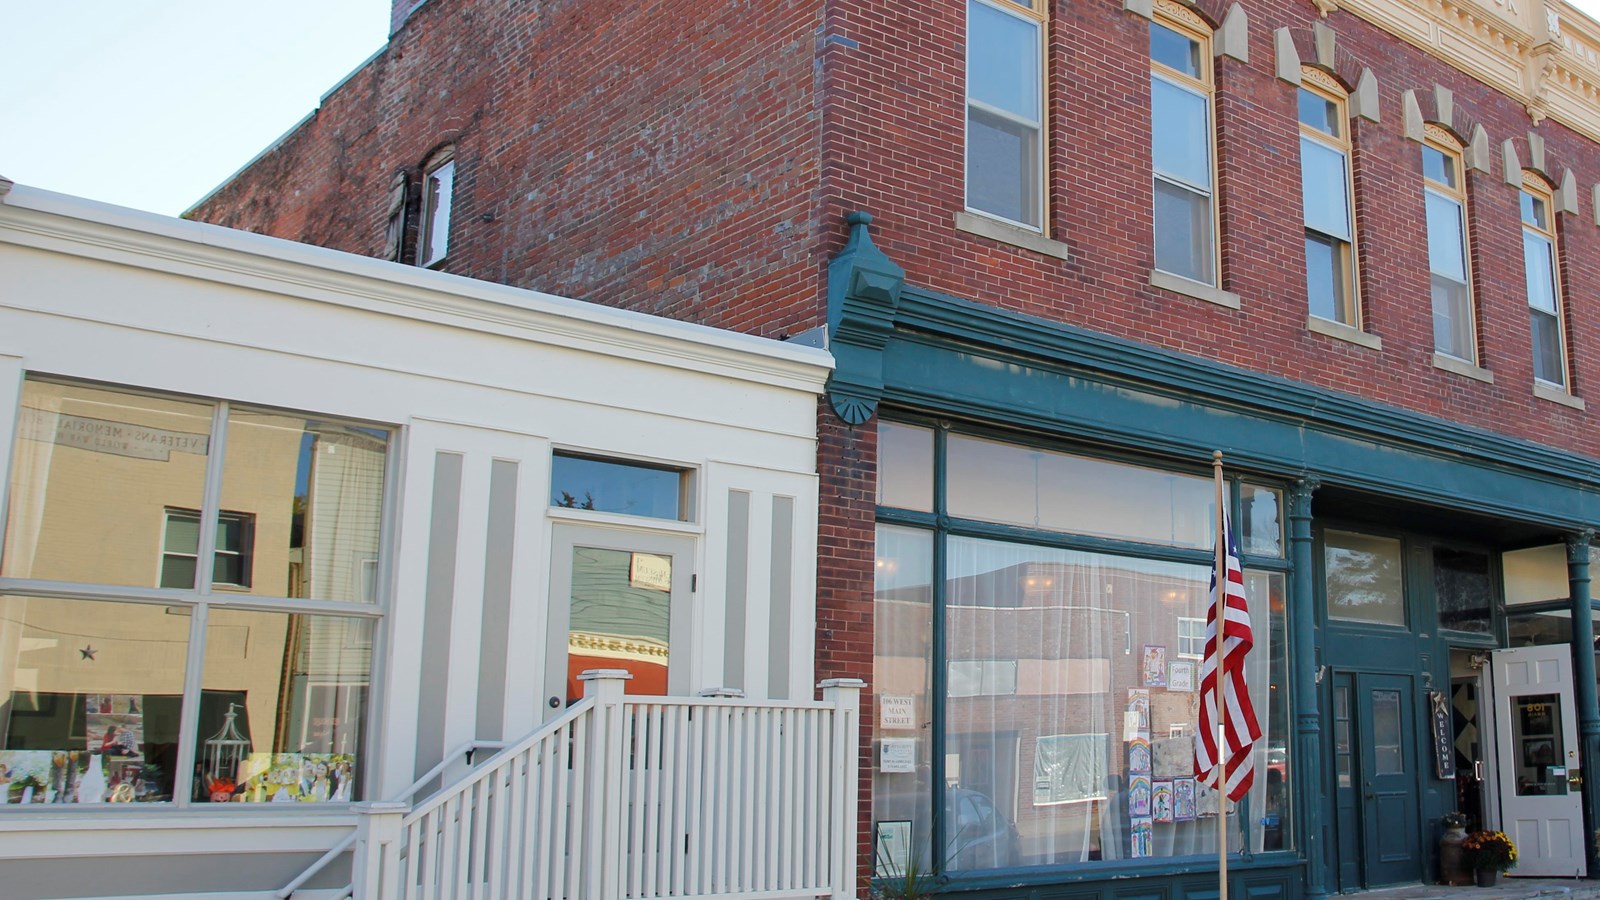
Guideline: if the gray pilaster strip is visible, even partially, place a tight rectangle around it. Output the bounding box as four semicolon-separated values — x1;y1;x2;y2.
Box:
416;451;463;780
724;490;751;691
476;459;519;742
768;496;795;700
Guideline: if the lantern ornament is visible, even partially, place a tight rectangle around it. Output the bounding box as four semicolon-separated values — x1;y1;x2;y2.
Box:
203;703;249;800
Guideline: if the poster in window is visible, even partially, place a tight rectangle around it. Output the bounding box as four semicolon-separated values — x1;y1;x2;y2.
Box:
1128;738;1151;776
1032;733;1108;806
1168;660;1195;693
880;695;916;730
1128;774;1152;817
879;738;917;774
875;820;914;877
1125;689;1150;740
1142;645;1168;688
1173;777;1197;821
629;553;673;592
1152;780;1174;823
1131;818;1153;858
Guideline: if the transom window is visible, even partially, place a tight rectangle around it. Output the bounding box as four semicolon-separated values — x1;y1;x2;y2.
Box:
965;0;1045;229
1;378;388;806
1299;72;1358;327
550;452;693;521
1150;10;1217;287
1521;176;1568;389
1422;136;1476;363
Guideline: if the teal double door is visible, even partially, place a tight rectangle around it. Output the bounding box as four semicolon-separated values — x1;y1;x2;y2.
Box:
1328;670;1422;890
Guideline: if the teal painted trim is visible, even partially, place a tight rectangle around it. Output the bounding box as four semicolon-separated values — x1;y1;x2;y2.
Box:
1288;481;1326;900
926;853;1303;894
875;324;1600;529
825;211;906;424
1566;532;1600;878
930;424;950;873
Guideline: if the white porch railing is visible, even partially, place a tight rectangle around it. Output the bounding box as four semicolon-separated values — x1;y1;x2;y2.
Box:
348;671;864;900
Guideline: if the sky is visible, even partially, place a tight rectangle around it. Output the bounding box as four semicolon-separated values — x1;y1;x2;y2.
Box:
6;0;1600;218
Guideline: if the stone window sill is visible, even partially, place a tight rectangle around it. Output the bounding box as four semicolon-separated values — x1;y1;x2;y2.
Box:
1306;316;1382;350
954;211;1070;261
1149;270;1241;309
1534;381;1585;410
1431;353;1493;383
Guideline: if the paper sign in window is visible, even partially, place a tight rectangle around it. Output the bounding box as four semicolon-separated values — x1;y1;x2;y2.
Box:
629;553;673;592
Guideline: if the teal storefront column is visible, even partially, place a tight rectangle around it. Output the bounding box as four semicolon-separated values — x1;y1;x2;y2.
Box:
1289;479;1326;900
1567;530;1600;878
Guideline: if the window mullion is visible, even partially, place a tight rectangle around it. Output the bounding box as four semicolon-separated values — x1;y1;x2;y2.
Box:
172;601;211;808
194;401;231;594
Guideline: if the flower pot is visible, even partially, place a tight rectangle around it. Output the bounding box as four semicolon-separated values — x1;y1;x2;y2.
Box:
1475;869;1500;888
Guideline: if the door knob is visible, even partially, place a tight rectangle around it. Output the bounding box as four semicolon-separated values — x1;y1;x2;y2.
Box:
549;696;561;708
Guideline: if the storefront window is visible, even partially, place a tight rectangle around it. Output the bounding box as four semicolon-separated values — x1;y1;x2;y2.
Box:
878;422;934;513
875;427;1291;875
1436;547;1492;634
1;378;387;807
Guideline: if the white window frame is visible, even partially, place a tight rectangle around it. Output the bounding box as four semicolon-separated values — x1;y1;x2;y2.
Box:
417;151;455;268
1299;70;1360;329
1149;7;1220;288
1422;132;1477;364
964;0;1047;231
1521;174;1569;391
1177;616;1206;659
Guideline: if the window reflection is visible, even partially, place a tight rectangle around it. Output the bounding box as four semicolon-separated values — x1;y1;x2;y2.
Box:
1325;530;1405;626
3;381;213;588
550;453;687;521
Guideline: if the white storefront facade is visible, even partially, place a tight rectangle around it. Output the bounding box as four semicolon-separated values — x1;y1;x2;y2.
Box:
0;181;836;899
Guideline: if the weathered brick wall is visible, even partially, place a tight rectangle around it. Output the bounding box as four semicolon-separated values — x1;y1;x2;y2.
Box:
192;0;828;338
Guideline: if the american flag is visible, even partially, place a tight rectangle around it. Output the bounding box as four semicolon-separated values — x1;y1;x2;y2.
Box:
1194;513;1262;803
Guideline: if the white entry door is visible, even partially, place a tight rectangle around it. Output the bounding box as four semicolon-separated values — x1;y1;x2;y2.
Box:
1492;645;1587;877
543;524;695;718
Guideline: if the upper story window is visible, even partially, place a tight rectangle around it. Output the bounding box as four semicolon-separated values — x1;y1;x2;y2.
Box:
1521;176;1568;389
1150;10;1217;287
2;378;390;806
418;151;455;268
965;0;1045;230
1422;136;1476;363
1299;73;1359;328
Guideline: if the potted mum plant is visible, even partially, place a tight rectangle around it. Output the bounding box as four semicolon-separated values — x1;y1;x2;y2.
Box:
1462;830;1517;886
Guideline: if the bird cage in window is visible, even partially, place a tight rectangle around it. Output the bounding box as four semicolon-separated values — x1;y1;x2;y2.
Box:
203;703;249;791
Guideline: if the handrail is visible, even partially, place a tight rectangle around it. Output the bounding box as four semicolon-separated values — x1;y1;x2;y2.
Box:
276;738;509;899
403;695;596;824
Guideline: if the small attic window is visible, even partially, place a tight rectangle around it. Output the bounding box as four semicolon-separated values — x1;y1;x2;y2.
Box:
417;150;455;267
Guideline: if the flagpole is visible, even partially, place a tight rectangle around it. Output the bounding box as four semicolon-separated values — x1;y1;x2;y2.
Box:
1213;451;1228;900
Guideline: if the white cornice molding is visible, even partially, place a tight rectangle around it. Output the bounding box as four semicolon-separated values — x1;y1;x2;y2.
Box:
0;186;833;395
1336;0;1600;145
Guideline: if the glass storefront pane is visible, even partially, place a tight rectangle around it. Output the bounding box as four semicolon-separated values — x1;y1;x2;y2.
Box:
878;422;934;512
0;595;191;803
220;410;389;602
1503;545;1569;606
1247;570;1292;852
1325;530;1405;626
196;609;372;803
4;380;213;588
1370;690;1403;775
1241;485;1282;558
946;435;1214;549
873;526;934;874
941;536;1284;868
1435;547;1492;634
1508;610;1573;647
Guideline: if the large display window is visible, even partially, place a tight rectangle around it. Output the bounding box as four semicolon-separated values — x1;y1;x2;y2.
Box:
873;423;1291;876
0;378;387;806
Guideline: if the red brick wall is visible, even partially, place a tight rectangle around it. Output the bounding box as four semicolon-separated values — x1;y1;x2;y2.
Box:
192;0;829;337
817;0;1600;457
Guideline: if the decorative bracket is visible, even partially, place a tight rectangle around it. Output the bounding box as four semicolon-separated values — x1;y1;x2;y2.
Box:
825;211;906;425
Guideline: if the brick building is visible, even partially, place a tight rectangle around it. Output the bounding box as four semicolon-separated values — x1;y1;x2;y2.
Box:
191;0;1600;896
